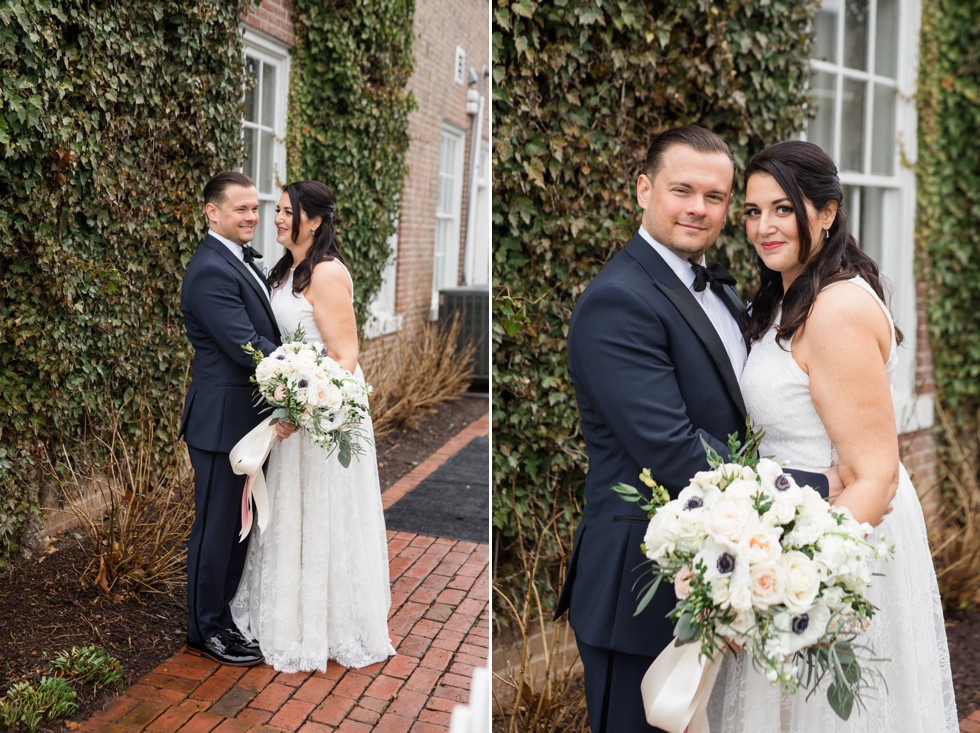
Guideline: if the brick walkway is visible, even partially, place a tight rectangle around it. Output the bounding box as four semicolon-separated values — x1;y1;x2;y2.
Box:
78;414;489;732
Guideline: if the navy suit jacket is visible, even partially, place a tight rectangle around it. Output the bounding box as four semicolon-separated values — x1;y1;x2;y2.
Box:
179;235;282;453
556;233;827;658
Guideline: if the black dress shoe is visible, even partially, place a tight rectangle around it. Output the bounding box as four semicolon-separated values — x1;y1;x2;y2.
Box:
225;627;261;652
186;631;264;667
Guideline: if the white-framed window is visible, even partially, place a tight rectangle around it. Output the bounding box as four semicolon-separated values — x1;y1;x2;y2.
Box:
242;29;290;261
431;124;466;319
470;139;490;286
363;227;403;339
806;0;930;433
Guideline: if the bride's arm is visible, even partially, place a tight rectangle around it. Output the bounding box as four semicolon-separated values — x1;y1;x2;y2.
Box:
308;260;359;373
797;285;899;525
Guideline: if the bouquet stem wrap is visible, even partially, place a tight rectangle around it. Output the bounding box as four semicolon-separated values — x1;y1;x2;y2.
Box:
229;418;278;542
641;642;721;733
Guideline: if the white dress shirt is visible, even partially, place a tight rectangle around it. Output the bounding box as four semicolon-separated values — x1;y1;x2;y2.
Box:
209;230;270;301
638;226;748;376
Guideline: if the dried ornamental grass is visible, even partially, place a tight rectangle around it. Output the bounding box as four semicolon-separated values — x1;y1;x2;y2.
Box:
43;402;193;598
927;401;980;610
369;314;477;441
492;498;589;733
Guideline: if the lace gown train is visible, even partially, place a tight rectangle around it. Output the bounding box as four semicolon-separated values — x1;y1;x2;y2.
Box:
231;267;395;672
708;276;957;732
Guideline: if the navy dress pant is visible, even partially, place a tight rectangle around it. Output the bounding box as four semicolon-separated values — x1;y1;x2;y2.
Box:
186;445;250;643
577;637;668;733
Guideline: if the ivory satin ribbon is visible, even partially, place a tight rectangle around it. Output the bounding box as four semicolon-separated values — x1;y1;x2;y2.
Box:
640;641;721;733
229;418;278;542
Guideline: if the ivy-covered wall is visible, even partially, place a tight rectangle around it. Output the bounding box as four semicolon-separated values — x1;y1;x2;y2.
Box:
287;0;416;326
917;0;980;434
492;0;818;597
0;0;254;563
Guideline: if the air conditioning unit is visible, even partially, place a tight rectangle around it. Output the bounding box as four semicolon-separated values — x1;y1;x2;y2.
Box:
439;285;489;391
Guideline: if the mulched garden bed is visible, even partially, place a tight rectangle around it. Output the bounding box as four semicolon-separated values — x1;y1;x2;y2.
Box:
0;393;487;731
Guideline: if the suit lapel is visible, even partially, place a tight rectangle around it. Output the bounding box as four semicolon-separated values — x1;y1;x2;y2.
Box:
203;236;278;330
626;236;747;417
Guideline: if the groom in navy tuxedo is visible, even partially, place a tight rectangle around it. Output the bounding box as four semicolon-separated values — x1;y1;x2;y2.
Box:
555;127;832;731
179;171;290;666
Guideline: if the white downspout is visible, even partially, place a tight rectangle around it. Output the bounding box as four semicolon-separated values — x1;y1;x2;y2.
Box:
462;65;487;286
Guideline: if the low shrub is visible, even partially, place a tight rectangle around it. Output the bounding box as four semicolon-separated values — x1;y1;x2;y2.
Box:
0;676;78;733
50;646;124;690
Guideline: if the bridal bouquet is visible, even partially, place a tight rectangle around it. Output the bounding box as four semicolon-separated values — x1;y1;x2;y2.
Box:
243;326;372;468
614;429;893;723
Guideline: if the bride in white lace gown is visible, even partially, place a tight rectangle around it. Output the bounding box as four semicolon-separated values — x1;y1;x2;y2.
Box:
231;180;395;673
709;142;957;731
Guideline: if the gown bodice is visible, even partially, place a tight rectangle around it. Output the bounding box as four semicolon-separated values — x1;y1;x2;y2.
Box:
739;276;898;473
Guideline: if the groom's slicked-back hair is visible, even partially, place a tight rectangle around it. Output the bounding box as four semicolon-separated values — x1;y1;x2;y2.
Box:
642;126;734;188
204;171;255;205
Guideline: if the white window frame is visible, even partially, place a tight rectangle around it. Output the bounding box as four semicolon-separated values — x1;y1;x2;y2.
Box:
431;124;466;319
805;0;930;433
363;227;403;339
242;28;290;261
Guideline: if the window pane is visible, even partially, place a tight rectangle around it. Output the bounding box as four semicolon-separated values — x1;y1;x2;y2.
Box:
244;57;258;123
858;187;883;263
261;62;277;128
256;201;282;260
814;4;838;63
807;70;836;158
871;83;896;176
875;0;899;77
843;0;869;70
260;130;275;191
243;127;257;181
840;78;866;172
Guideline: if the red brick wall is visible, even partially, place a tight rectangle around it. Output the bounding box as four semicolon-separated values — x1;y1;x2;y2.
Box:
395;0;491;336
901;272;939;514
244;0;295;46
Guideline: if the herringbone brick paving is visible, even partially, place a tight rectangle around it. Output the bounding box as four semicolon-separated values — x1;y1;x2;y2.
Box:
77;414;489;732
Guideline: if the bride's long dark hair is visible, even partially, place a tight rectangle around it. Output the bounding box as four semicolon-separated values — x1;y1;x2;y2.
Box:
744;141;902;347
268;180;347;294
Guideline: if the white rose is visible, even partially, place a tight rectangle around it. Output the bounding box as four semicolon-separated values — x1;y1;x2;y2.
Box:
741;524;782;565
728;581;753;612
749;563;785;609
673;565;696;600
673;509;709;554
255;358;279;382
706;499;751;543
709;576;730;607
821;585;845;610
722;478;759;504
643;504;682;561
317;381;344;411
292;350;318;373
779;551;821;613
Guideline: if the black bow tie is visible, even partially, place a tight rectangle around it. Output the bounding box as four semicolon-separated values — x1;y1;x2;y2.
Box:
690;260;736;293
242;245;263;265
